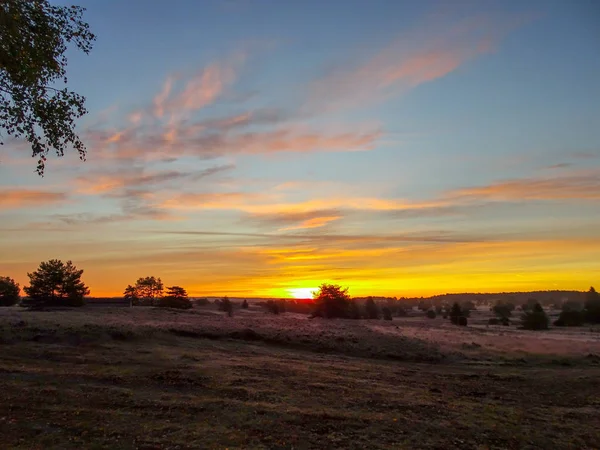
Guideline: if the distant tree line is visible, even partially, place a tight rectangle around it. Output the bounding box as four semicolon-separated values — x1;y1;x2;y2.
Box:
2;262;598;331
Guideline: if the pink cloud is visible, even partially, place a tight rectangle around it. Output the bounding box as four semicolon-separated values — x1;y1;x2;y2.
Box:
305;14;518;112
0;189;67;209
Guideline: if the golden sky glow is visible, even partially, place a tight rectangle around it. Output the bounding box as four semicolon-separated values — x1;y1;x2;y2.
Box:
1;2;599;297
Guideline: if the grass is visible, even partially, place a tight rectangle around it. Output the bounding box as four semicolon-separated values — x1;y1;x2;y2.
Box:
1;306;600;449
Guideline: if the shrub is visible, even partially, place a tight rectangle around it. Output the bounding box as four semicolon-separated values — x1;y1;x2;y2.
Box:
554;310;585;327
219;296;233;317
501;317;510;326
285;299;315;315
159;286;192;309
348;300;362;319
435;305;443;315
241;299;249;309
461;300;476;313
488;318;499;325
449;302;463;325
522;298;539;312
265;300;280;315
584;287;600;324
312;284;351;319
277;299;286;313
458;316;468;326
396;306;408;317
426;310;436;319
195;298;210;306
382;307;393;321
365;297;380;319
493;302;514;319
521;303;549;330
0;276;20;306
561;300;583;312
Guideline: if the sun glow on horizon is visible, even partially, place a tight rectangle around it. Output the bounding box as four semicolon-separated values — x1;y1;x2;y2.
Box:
287;287;318;299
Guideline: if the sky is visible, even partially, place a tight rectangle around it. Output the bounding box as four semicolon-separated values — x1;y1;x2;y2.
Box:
1;0;599;298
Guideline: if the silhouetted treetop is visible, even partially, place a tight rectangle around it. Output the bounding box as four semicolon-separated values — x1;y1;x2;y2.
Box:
0;0;95;175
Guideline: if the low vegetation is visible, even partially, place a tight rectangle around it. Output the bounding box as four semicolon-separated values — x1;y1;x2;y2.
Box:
159;286;192;310
521;303;549;330
0;276;20;306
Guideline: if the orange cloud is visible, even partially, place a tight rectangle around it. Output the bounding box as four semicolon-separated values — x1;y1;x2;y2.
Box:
87;123;381;162
0;189;67;209
153;53;245;122
448;171;600;202
280;215;341;231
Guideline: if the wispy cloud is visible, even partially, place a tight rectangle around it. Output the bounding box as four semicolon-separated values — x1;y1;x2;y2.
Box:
246;209;343;231
0;189;68;209
76;164;234;194
305;14;520;113
447;170;600;201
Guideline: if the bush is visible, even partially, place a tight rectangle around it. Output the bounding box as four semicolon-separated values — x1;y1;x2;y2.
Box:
396;306;408;317
493;302;514;319
277;299;286;313
159;286;192;309
195;298;210;306
365;297;380;319
241;299;249;309
584;287;600;324
265;300;280;315
521;303;549;330
522;298;539;312
219;296;233;317
501;317;510;326
382;307;392;321
561;300;583;312
461;300;476;314
347;300;362;319
554;310;585;327
458;316;468;326
418;301;429;311
488;318;499;325
285;299;315;315
0;276;20;306
426;310;436;319
435;305;443;315
449;302;463;325
312;284;351;319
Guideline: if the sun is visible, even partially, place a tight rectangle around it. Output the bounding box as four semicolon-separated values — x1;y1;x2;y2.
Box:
287;287;318;299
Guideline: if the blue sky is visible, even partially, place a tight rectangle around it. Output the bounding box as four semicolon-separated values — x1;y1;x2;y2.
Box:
1;0;599;297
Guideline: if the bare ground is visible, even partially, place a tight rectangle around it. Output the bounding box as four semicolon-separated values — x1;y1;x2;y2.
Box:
1;307;599;449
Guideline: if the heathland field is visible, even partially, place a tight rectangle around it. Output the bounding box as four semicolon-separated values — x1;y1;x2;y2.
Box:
1;305;600;449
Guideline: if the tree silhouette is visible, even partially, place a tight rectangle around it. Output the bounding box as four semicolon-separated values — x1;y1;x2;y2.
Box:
584;286;600;323
0;276;20;306
521;302;549;330
24;259;89;307
160;285;191;309
347;300;362;319
382;307;393;321
0;1;95;175
365;297;380;319
123;284;138;303
312;283;351;319
128;276;163;306
219;296;233;317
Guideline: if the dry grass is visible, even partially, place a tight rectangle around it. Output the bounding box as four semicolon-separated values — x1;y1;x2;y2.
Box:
1;306;600;449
